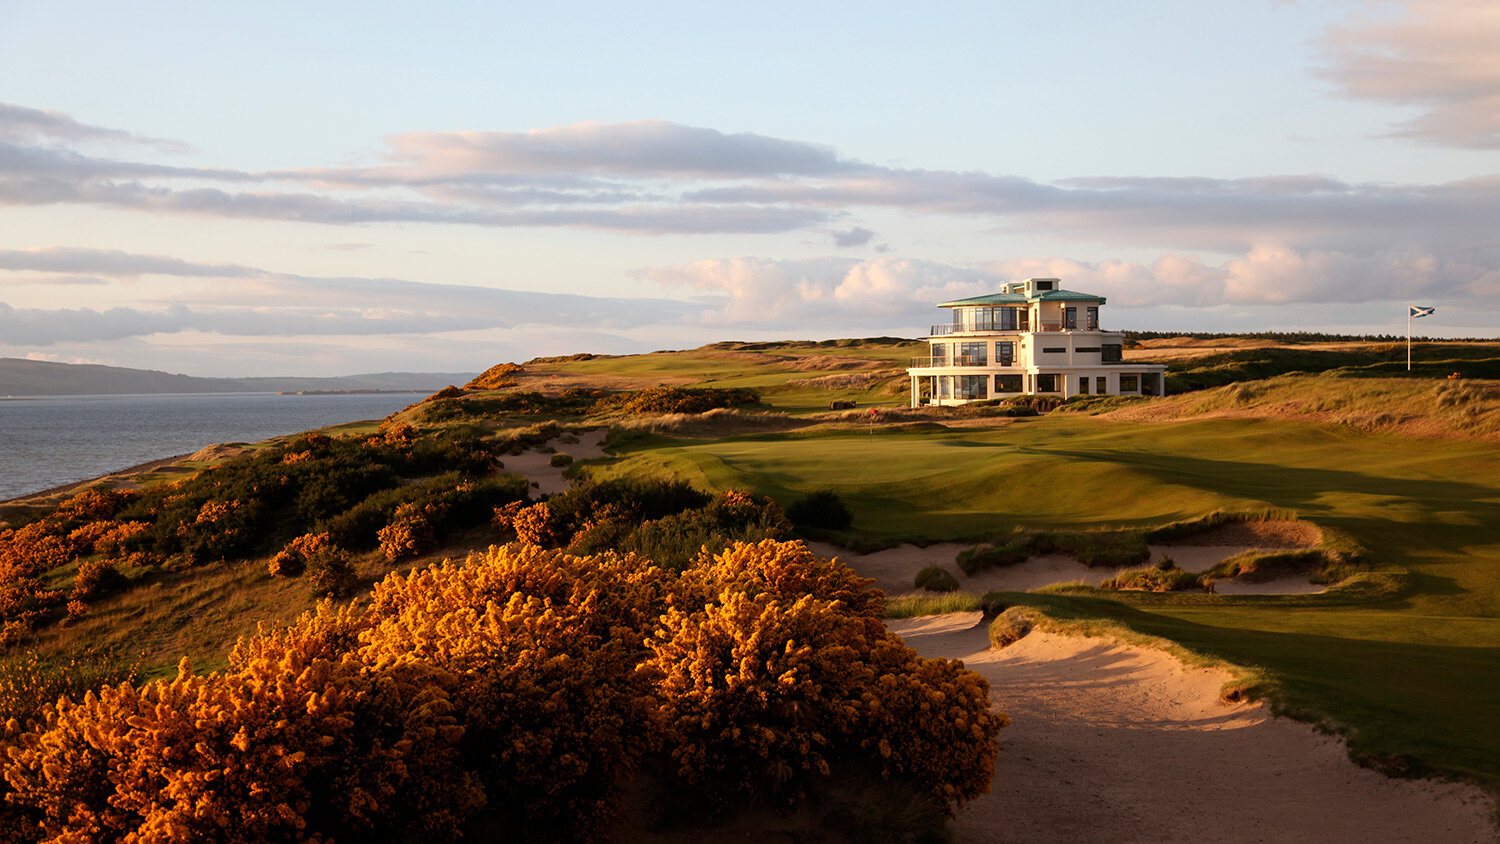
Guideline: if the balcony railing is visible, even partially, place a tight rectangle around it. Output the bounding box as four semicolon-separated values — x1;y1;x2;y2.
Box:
909;357;1016;368
929;322;1027;336
931;321;1100;334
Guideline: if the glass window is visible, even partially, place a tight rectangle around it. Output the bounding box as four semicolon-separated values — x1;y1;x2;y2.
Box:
1096;376;1107;393
995;374;1022;393
1064;307;1077;329
997;341;1015;365
1036;374;1059;392
1101;344;1123;363
1120;374;1139;392
1078;376;1089;394
956;375;986;399
1086;306;1099;330
958;342;987;365
931;343;948;364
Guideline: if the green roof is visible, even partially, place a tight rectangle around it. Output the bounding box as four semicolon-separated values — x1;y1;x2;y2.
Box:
938;288;1107;307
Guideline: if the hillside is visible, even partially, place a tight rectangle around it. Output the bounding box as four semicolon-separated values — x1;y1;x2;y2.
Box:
0;357;476;396
0;334;1497;839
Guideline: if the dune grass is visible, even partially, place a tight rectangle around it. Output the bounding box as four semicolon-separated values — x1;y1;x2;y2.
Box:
507;341;921;415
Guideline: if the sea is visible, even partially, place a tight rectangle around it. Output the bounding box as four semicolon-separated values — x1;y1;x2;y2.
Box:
0;392;427;501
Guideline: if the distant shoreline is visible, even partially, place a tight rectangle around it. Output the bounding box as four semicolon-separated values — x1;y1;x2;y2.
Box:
1;389;431;400
277;389;429;396
0;452;193;507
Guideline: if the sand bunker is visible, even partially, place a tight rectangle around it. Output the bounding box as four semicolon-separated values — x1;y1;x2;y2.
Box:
889;614;1497;843
811;526;1328;597
501;428;607;495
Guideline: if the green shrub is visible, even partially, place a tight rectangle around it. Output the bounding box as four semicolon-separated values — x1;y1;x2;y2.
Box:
0;648;139;727
275;533;358;596
549;452;574;467
619;491;792;571
955;541;1029;575
71;559;129;603
914;565;959;593
1101;558;1201;592
987;607;1033;648
786;490;853;531
1044;530;1151;567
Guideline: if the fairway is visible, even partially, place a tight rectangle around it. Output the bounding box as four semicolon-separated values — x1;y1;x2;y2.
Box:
600;413;1500;786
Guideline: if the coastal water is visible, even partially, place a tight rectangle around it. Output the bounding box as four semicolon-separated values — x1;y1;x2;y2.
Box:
0;392;426;501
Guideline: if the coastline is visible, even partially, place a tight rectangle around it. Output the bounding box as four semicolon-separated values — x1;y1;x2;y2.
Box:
0;452;194;508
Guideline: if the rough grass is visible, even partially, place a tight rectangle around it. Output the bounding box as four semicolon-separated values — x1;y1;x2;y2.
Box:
883;592;983;618
1103;374;1500;442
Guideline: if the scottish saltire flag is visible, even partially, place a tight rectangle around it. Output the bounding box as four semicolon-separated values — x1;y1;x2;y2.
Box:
1410;305;1435;318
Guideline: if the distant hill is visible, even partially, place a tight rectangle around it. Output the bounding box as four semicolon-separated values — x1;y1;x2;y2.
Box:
0;358;476;397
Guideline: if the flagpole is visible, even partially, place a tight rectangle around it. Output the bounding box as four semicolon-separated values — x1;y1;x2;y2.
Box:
1407;306;1412;372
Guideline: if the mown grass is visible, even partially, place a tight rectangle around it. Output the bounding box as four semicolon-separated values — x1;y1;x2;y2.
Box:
586;410;1500;790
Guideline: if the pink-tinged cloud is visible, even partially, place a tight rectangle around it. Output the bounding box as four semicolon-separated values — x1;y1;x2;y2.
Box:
1319;0;1500;148
3;103;1500;294
640;248;1499;328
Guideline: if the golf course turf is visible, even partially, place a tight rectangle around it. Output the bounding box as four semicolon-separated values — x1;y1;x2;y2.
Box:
591;412;1500;789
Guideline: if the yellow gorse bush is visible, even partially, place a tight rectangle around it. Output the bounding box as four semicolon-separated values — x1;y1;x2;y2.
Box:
0;540;1005;841
4;605;478;843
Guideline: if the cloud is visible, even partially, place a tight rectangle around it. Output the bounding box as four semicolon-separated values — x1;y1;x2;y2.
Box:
22;352;116;366
1318;0;1500;148
376;120;854;179
637;256;1003;325
0;246;261;278
831;226;876;248
0;246;701;345
1;101;1495;257
640;248;1500;329
0;103;188;151
3;102;1499;300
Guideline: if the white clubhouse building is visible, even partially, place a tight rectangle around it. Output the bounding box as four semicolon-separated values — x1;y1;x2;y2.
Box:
907;278;1167;407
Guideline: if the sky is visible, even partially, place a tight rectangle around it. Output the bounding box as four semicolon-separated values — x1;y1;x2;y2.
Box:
1;0;1497;376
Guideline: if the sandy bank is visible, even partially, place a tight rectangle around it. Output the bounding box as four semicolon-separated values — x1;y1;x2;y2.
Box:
811;532;1327;598
889;613;1497;843
501;428;607;495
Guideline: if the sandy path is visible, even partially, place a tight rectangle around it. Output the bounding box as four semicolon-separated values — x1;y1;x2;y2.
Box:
889;614;1497;843
500;428;607;495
